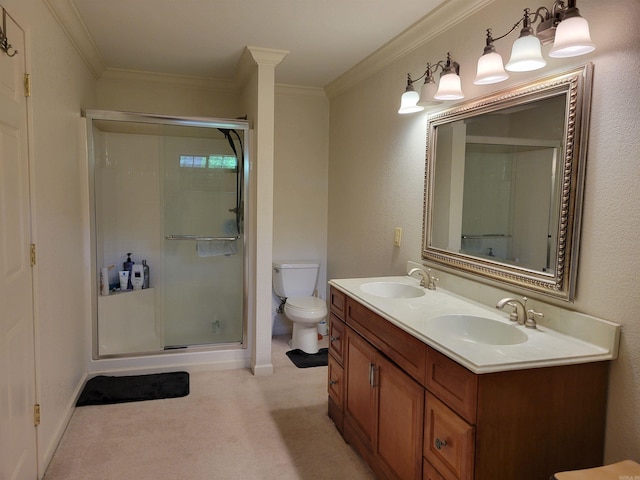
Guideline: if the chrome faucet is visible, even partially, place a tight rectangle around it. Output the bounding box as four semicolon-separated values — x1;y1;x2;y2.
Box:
496;297;528;325
407;267;439;290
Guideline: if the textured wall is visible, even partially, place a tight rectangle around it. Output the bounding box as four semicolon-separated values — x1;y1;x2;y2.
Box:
272;86;330;333
328;0;640;463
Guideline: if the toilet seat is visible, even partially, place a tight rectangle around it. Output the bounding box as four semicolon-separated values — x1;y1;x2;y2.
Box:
285;296;327;314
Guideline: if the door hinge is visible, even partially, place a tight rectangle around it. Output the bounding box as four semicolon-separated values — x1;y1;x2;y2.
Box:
24;73;31;97
34;404;41;426
30;244;36;266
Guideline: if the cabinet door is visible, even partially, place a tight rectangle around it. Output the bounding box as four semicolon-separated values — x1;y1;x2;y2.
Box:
376;354;425;480
328;355;345;433
345;329;377;447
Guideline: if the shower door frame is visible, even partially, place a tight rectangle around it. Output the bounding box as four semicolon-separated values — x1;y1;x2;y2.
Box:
85;110;250;360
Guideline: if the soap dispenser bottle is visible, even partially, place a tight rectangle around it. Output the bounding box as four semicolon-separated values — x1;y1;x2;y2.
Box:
123;253;134;290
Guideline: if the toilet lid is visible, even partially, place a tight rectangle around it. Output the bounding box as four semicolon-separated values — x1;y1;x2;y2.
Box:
286;296;327;312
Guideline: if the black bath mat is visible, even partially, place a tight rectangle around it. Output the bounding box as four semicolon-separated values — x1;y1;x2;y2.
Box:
286;348;328;368
76;372;189;406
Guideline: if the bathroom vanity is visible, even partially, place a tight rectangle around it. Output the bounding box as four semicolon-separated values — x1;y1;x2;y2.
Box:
327;278;619;480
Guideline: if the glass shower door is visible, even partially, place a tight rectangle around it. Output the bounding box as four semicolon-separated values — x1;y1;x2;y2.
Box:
162;133;244;347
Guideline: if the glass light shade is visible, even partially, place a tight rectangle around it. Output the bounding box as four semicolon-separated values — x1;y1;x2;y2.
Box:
398;89;424;114
549;16;595;58
434;73;464;100
417;79;441;107
505;35;547;72
474;51;509;85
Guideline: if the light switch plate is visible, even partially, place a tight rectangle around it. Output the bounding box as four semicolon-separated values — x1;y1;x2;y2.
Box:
394;227;402;247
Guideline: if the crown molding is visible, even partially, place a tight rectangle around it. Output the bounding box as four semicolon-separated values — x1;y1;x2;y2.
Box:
234;46;289;91
324;0;496;99
43;0;106;78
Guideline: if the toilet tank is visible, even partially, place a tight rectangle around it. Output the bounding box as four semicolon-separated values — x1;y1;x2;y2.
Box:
273;261;320;298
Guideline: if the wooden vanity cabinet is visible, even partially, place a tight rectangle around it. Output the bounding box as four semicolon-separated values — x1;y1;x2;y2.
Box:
327;287;609;480
328;288;424;480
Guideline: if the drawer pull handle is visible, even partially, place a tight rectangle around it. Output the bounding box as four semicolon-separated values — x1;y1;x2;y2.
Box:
330;336;339;342
329;380;338;385
435;438;448;450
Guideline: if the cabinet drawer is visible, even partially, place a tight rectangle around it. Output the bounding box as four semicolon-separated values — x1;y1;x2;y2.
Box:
424;392;475;480
426;347;478;423
329;287;346;319
328;355;344;408
347;298;427;385
329;313;345;365
424;459;446;480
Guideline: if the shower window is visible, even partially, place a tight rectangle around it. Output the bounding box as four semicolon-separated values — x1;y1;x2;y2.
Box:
179;154;237;170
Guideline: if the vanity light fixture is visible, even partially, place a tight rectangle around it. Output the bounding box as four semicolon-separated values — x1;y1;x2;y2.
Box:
474;0;594;85
0;7;18;57
398;52;463;114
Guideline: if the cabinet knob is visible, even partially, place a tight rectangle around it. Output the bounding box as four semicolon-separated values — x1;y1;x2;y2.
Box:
330;336;339;342
329;379;338;385
435;438;448;450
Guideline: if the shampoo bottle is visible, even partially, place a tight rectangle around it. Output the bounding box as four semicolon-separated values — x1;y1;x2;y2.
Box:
131;264;144;290
142;260;150;289
123;253;134;289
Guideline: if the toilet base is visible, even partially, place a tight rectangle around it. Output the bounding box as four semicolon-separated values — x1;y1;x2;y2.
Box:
291;322;319;354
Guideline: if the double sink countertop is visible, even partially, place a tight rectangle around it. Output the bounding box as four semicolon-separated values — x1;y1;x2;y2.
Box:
329;276;621;374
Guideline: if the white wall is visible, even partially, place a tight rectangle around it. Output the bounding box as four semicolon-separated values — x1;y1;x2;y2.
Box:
97;71;243;119
272;86;329;333
3;0;97;474
327;0;640;463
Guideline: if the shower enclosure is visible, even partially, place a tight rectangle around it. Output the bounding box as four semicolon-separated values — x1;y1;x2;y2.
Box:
86;111;249;357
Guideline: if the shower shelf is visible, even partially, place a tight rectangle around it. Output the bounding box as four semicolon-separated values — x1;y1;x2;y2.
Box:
165;235;240;241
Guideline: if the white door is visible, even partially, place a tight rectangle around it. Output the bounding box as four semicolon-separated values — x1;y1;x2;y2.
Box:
0;9;38;480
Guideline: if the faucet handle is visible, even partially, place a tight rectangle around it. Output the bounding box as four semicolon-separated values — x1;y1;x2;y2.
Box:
426;269;439;290
525;309;543;329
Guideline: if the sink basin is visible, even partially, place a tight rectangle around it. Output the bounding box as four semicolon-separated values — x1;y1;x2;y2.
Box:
360;282;425;299
428;314;528;345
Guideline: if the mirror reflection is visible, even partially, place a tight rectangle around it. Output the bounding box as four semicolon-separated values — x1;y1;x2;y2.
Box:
431;95;564;273
423;66;593;300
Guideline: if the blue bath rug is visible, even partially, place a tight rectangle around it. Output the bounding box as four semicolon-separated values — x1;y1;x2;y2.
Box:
76;372;189;406
286;348;328;368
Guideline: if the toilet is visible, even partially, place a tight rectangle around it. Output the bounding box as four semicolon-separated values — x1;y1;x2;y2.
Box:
273;261;328;354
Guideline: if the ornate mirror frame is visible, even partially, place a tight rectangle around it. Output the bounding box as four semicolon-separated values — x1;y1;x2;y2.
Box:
422;64;593;301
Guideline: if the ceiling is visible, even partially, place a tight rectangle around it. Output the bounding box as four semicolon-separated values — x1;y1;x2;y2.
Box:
60;0;449;88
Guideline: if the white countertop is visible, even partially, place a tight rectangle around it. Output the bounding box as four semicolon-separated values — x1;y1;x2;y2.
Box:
329;276;620;374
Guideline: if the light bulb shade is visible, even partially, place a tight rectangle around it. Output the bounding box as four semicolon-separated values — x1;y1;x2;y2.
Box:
417;80;441;106
474;51;509;85
549;15;595;58
505;35;547;72
398;89;424;114
434;73;464;100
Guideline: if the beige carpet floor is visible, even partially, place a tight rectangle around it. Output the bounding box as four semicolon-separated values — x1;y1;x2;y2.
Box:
43;335;375;480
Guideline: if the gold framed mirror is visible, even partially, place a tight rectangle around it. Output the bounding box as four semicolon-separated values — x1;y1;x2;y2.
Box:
422;64;593;301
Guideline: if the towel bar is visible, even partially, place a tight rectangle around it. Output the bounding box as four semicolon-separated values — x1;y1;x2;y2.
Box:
165;235;240;241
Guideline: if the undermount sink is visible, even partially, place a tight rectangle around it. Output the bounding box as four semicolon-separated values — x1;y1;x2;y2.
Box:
360;281;425;299
428;314;528;345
